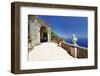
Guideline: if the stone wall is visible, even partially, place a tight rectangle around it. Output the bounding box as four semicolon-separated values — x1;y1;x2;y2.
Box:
77;47;88;58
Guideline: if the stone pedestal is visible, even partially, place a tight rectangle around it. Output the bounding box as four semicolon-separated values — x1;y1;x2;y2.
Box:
72;34;78;58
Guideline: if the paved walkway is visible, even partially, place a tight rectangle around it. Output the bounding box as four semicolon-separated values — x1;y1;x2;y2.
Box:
29;42;73;61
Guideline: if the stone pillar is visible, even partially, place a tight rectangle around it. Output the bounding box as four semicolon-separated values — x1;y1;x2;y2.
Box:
58;41;62;47
72;34;78;58
48;27;51;42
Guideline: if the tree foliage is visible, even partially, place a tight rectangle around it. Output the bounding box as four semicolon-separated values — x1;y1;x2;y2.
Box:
51;31;58;39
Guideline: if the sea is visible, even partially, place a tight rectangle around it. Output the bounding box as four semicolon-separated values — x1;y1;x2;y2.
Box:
66;38;88;48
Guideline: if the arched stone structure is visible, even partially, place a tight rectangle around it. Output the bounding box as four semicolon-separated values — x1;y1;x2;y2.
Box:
28;16;51;48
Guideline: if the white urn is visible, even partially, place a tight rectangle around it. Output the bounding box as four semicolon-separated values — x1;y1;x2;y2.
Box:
72;34;77;46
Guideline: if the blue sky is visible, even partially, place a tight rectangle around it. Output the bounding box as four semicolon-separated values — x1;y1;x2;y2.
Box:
38;15;88;39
